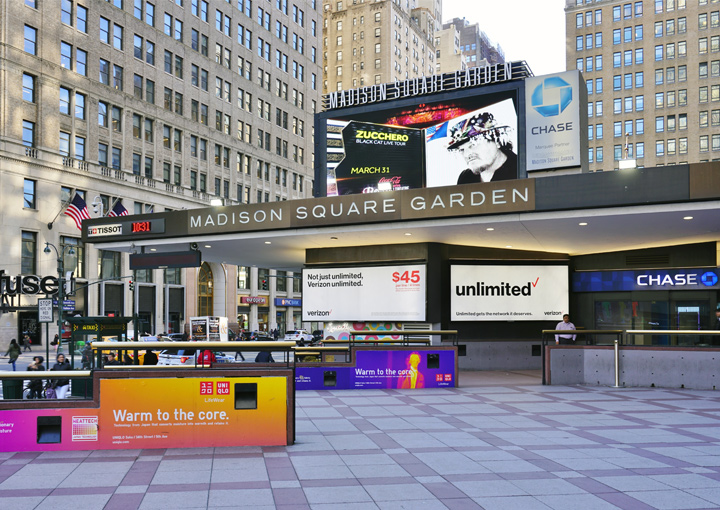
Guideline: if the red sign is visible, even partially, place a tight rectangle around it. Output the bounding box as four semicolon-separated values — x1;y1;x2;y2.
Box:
241;296;268;305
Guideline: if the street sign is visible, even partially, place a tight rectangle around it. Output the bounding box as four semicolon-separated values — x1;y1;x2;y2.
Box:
63;300;75;312
38;299;53;323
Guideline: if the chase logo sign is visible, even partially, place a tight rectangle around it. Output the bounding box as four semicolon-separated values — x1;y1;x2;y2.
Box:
701;271;719;286
531;77;573;117
573;269;720;292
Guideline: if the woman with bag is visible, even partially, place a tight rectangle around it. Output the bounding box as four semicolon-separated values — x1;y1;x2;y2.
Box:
50;354;71;399
4;339;21;371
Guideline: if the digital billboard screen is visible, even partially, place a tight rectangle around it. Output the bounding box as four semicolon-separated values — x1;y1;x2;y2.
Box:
324;89;520;196
302;265;426;321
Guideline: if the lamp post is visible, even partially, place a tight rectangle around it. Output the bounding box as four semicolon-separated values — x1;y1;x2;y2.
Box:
43;242;75;366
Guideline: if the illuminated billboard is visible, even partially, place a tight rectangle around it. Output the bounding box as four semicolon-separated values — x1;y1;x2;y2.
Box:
316;64;587;197
451;265;569;321
302;265;426;321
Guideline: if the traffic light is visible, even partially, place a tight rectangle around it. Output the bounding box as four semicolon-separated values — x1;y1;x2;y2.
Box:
261;279;268;290
129;279;134;291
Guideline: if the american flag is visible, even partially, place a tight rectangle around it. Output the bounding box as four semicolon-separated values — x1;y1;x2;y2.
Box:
63;193;91;230
108;201;129;217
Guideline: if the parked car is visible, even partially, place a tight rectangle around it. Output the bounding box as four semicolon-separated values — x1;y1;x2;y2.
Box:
241;331;274;341
285;330;313;343
158;348;235;366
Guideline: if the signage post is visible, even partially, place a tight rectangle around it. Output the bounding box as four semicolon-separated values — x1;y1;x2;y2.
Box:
38;298;53;366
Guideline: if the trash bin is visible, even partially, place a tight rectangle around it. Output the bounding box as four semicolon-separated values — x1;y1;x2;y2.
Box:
70;377;93;399
2;379;23;400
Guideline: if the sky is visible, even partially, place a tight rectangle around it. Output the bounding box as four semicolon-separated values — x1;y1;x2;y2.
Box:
442;0;567;76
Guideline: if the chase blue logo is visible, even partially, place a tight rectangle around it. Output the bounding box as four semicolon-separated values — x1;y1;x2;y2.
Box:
532;77;573;117
701;271;719;286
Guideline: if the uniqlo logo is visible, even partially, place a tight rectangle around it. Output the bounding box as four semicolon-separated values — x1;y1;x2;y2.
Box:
216;381;230;395
435;374;443;382
200;381;214;395
444;374;452;382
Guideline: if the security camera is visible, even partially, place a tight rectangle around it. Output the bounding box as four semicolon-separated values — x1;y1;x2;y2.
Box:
190;242;199;250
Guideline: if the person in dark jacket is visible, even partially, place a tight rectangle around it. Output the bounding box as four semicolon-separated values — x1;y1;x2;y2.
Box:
4;339;21;371
255;351;275;363
50;354;71;399
142;350;158;365
81;341;93;370
26;356;45;399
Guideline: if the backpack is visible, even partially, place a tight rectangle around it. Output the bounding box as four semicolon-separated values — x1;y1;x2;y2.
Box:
44;386;57;399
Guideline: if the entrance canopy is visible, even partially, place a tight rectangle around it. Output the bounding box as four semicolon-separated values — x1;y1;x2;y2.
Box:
83;164;720;270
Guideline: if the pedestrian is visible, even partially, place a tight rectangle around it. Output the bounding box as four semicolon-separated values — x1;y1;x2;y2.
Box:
555;314;577;345
50;353;71;399
51;334;60;346
199;349;216;367
22;333;32;352
714;306;720;330
273;328;279;341
81;341;93;370
142;350;158;365
26;356;45;399
105;352;121;366
255;351;275;363
4;339;21;371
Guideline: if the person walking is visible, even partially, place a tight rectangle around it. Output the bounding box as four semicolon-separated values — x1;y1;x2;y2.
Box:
50;353;71;399
80;341;93;370
4;339;21;371
22;333;32;352
555;314;577;345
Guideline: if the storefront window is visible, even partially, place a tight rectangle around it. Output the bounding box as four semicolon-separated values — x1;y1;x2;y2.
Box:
237;266;250;289
276;270;287;292
198;263;213;316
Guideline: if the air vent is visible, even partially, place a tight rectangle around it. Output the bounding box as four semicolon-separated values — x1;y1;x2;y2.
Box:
625;254;670;267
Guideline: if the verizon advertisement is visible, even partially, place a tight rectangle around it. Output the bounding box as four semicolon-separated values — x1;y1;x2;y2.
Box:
302;265;426;321
451;265;568;321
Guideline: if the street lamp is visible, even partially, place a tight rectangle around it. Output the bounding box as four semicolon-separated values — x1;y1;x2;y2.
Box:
43;242;75;365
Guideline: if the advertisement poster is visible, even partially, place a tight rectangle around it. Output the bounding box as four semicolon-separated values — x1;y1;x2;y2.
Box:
451;265;569;321
302;265;426;321
295;349;456;390
323;322;404;341
525;70;586;172
190;318;207;341
424;99;518;188
0;377;288;452
332;121;425;195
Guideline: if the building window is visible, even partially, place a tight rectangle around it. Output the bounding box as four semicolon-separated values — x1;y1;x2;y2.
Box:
59;131;70;156
23;179;36;209
24;25;37;54
98;250;121;280
22;120;35;147
22;73;35;102
21;231;37;274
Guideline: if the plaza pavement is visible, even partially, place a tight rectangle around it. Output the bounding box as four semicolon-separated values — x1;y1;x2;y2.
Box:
3;370;720;509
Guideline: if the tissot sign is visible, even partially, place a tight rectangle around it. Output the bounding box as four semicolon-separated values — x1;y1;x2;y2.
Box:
451;265;569;321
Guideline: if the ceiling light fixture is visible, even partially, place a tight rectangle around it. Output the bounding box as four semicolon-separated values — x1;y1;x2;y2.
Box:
265;241;272;245
404;232;412;236
579;222;588;226
204;245;212;248
486;227;494;231
683;216;693;220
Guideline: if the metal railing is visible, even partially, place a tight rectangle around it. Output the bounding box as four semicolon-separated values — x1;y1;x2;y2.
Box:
541;329;624;385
